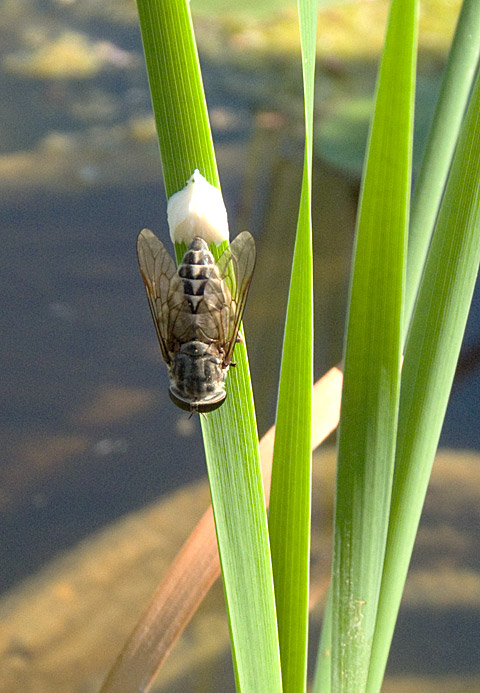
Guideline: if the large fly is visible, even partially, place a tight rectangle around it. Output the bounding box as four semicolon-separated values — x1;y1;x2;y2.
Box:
137;229;255;413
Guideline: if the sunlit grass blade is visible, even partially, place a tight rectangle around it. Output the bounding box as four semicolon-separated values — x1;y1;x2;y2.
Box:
367;63;480;693
126;1;282;691
101;367;342;691
405;0;480;328
267;0;316;689
136;0;217;195
200;389;282;692
329;0;417;689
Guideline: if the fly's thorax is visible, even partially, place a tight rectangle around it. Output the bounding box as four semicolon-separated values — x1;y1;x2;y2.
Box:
178;341;221;359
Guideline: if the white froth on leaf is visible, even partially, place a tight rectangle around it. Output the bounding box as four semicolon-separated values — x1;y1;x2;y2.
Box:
167;170;229;245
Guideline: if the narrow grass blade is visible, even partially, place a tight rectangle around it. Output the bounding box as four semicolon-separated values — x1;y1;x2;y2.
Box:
133;2;281;690
405;0;480;328
368;63;480;693
267;0;316;690
200;389;282;692
330;0;417;689
136;0;218;194
100;367;343;692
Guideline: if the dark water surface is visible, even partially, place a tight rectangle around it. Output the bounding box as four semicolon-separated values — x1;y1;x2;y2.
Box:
1;184;207;592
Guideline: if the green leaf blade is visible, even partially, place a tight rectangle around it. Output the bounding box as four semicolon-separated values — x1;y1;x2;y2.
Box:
405;0;480;328
330;0;418;689
136;0;218;194
267;0;317;690
368;62;480;692
202;388;282;692
134;2;282;691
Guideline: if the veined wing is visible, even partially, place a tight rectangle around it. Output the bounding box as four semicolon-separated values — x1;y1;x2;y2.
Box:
204;231;256;366
137;228;183;364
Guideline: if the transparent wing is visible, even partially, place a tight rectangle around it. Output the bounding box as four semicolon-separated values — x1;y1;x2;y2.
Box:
204;231;256;366
136;228;183;364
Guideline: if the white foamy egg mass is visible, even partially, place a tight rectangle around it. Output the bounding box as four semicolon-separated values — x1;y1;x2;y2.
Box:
167;169;229;245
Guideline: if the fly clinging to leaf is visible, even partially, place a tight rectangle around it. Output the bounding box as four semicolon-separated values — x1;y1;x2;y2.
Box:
137;229;255;413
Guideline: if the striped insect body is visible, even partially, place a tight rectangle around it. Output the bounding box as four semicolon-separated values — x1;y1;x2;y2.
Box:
137;230;255;413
